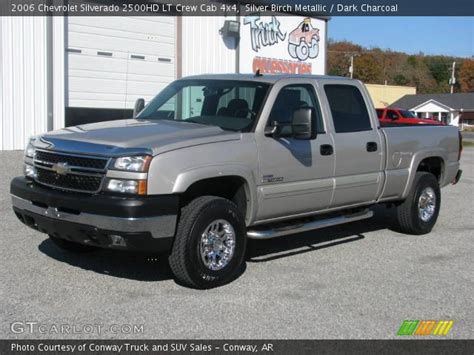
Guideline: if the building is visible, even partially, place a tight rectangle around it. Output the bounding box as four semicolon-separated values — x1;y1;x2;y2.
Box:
365;84;416;108
390;93;474;127
0;13;328;150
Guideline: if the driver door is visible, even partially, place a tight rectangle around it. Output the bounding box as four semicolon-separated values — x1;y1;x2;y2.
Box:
254;81;335;222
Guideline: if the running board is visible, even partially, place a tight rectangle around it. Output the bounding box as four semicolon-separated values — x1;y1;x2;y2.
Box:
247;209;373;239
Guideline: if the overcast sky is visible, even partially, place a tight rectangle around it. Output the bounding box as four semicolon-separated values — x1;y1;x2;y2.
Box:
329;17;473;57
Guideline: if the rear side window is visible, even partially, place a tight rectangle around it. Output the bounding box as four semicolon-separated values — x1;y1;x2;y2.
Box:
324;85;372;133
376;109;384;118
386;110;399;119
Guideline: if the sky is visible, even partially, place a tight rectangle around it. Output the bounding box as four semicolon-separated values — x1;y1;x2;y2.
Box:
329;17;473;58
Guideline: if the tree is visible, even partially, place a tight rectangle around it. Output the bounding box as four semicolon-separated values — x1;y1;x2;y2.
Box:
459;60;474;92
354;54;383;83
327;40;362;77
327;39;468;94
394;74;408;86
424;56;452;92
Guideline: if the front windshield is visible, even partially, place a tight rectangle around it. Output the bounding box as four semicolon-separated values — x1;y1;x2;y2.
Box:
399;110;417;118
138;80;270;132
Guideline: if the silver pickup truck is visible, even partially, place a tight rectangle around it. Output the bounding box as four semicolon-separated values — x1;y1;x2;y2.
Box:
11;74;462;289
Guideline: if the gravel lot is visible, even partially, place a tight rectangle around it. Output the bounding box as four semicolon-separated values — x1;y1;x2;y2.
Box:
1;149;473;339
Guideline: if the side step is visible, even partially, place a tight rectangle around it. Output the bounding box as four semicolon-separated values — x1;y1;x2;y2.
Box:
247;209;373;239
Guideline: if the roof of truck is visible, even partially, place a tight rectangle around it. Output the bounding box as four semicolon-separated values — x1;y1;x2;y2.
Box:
179;74;352;84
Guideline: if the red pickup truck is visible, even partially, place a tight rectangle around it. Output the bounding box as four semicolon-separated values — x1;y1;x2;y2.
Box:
376;108;443;125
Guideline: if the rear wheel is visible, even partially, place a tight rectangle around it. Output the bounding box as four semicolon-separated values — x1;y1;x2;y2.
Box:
48;235;97;252
169;196;247;289
395;172;440;235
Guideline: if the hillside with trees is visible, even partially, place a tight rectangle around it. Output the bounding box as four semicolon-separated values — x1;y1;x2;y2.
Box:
327;40;474;94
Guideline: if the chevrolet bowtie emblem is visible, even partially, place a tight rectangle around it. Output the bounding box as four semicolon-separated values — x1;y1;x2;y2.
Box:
52;162;70;176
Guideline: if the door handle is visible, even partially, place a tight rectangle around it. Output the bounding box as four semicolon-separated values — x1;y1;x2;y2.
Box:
366;142;378;152
320;144;334;156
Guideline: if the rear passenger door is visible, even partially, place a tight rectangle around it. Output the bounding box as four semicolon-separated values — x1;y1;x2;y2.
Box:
323;84;384;207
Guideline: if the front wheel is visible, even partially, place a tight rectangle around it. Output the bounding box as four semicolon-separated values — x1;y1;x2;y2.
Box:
169;196;247;289
395;172;441;235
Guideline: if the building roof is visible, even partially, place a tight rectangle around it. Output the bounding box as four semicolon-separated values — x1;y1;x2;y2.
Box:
390;93;474;111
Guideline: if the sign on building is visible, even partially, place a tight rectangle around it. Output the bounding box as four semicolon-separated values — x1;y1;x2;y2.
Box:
239;15;326;75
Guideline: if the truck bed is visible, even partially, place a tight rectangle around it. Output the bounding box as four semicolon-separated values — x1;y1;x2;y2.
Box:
379;124;460;201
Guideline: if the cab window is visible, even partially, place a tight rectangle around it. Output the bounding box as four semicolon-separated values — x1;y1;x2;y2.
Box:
324;85;372;133
268;84;324;134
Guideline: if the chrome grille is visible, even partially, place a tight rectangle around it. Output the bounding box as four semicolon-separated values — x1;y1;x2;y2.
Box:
33;150;109;193
35;150;108;170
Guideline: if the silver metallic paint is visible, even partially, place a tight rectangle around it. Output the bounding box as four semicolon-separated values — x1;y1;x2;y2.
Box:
25;75;461;228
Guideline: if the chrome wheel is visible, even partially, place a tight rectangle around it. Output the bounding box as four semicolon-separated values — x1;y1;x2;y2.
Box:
418;187;436;222
199;219;236;271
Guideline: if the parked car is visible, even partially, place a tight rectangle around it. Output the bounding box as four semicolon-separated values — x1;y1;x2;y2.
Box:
376;107;444;125
11;74;462;289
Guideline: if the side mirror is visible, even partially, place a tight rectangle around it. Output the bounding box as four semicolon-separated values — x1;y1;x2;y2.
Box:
133;98;145;118
292;107;316;140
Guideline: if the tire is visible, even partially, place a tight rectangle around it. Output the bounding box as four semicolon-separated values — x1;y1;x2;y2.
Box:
169;196;247;289
48;235;97;252
395;172;441;235
295;40;309;61
308;37;319;59
288;43;297;59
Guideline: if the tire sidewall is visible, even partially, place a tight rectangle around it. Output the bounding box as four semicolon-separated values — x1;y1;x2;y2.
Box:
296;40;309;61
186;200;246;287
410;174;441;233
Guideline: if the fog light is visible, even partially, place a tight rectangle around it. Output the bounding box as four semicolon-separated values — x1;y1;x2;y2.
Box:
106;179;147;194
109;234;126;247
24;164;37;179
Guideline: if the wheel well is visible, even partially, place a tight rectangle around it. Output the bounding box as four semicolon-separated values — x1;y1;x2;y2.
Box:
180;176;249;220
417;157;443;182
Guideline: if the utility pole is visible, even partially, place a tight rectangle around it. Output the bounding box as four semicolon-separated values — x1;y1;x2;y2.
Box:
349;55;354;79
449;61;456;94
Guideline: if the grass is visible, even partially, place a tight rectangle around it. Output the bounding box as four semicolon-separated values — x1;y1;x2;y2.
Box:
462;141;474;147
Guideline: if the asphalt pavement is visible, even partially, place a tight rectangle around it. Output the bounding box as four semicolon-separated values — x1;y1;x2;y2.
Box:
1;149;473;339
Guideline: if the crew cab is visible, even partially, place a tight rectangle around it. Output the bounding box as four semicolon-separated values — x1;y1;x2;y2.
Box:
376;107;444;125
11;74;462;289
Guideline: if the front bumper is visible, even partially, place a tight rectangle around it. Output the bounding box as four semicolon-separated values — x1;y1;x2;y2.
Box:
11;177;178;252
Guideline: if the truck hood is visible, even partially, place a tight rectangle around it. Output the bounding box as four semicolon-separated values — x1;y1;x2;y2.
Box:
37;119;241;156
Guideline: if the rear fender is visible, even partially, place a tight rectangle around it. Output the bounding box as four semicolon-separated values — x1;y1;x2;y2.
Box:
402;149;447;199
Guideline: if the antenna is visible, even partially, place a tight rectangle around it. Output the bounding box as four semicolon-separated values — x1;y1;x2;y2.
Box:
254;69;263;77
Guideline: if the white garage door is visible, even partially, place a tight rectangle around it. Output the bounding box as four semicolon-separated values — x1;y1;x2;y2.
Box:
67;16;176;109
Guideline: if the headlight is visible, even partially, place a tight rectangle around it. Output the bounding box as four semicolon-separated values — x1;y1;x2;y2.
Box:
24;164;37;179
112;156;151;172
25;143;36;158
105;179;147;195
